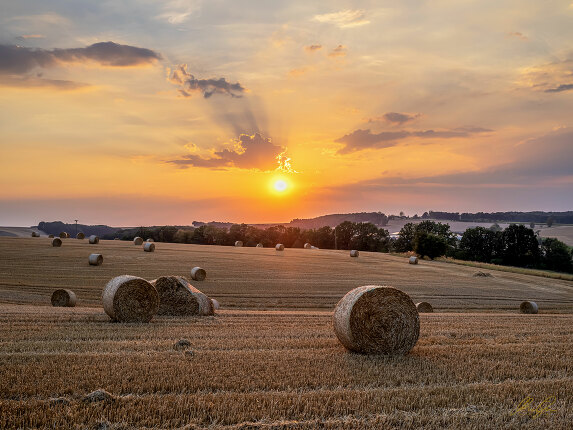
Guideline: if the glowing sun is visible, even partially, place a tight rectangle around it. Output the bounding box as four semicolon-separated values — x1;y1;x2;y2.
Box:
274;179;288;192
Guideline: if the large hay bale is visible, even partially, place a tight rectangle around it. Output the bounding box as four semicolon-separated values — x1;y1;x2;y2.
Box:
211;298;220;310
76;232;85;240
304;243;312;249
102;275;159;323
150;276;214;316
134;237;143;245
59;232;69;239
31;231;40;237
89;253;103;266
350;250;359;257
235;241;243;247
146;238;154;242
52;238;62;247
276;243;284;251
89;235;99;244
143;242;155;252
520;301;538;314
256;243;263;248
51;289;77;307
416;302;434;313
409;256;419;265
333;285;419;355
191;266;206;281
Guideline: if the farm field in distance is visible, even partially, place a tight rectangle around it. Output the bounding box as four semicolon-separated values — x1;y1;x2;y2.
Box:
0;237;572;429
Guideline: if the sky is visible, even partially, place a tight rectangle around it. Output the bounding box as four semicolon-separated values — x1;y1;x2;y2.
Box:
1;1;572;226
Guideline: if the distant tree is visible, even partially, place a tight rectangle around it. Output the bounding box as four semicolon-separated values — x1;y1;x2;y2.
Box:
459;227;500;263
334;221;355;250
489;223;502;233
414;232;447;259
540;238;573;273
399;211;405;217
500;224;540;267
349;223;390;252
530;222;535;229
547;216;554;227
393;223;417;252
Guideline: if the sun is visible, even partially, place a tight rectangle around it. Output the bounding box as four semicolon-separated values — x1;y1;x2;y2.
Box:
274;179;288;192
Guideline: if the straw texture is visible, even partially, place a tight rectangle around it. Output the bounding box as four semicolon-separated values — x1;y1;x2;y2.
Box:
151;276;214;316
51;289;77;307
191;267;206;281
102;275;159;323
416;302;434;313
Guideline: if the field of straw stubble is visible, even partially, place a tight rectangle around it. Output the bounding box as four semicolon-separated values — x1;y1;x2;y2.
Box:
0;237;572;429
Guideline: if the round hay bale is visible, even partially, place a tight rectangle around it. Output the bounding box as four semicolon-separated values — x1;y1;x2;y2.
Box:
76;232;85;240
150;276;214;316
88;253;103;266
59;232;69;238
520;301;538;314
48;234;54;238
235;241;243;247
276;243;284;251
256;243;263;248
409;256;419;265
191;266;206;281
143;242;155;252
134;237;143;245
52;238;62;247
89;235;99;244
416;302;434;313
51;289;77;307
31;231;40;237
173;339;191;351
333;285;419;355
304;243;312;249
146;238;154;242
102;275;159;323
211;298;220;310
350;250;359;257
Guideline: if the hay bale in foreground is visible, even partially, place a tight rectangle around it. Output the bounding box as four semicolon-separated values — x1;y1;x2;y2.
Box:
276;243;284;251
76;232;85;239
31;231;40;237
51;289;77;307
102;275;159;323
134;237;143;245
520;301;538;314
304;243;311;249
409;256;419;265
235;241;243;247
151;276;214;316
59;232;69;238
88;253;103;266
48;234;54;238
89;235;99;244
416;302;434;313
191;267;206;281
350;250;359;257
211;298;220;310
256;243;263;248
333;285;419;355
143;242;155;252
52;238;62;247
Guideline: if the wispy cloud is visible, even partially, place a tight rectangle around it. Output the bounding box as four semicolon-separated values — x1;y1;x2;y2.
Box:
545;83;573;93
328;45;347;58
313;9;370;28
304;44;322;53
157;0;202;24
168;64;245;98
368;112;421;125
507;31;528;41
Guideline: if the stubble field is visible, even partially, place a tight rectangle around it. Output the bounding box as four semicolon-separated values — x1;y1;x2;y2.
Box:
0;237;572;429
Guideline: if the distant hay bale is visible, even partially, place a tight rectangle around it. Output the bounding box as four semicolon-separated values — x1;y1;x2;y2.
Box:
350;250;359;257
31;231;40;237
416;302;434;313
151;276;214;316
102;275;159;323
191;266;206;281
59;232;69;238
48;234;54;238
276;243;284;251
211;298;220;310
51;289;77;307
89;235;99;244
88;253;103;266
83;389;114;403
76;232;85;239
473;271;493;278
173;339;191;351
134;237;143;245
143;242;155;252
520;301;538;314
304;243;312;249
409;256;419;265
52;238;62;247
235;241;243;247
256;243;263;248
333;285;420;355
146;238;154;242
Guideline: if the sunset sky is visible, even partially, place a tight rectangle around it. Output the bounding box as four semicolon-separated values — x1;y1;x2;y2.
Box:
1;1;572;226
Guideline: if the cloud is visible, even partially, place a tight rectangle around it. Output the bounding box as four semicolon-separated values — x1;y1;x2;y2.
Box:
545;83;573;93
0;42;161;75
304;44;322;53
335;127;490;154
313;10;370;28
0;75;89;90
368;112;420;125
168;64;245;98
157;0;202;24
289;67;311;77
328;45;347;58
507;32;528;41
16;34;45;40
167;133;284;170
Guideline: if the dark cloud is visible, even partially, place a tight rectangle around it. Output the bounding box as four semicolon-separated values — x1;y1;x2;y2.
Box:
369;112;420;125
0;42;161;75
304;44;322;53
545;84;573;93
168;64;245;99
167;133;283;171
328;45;347;58
335;127;490;153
